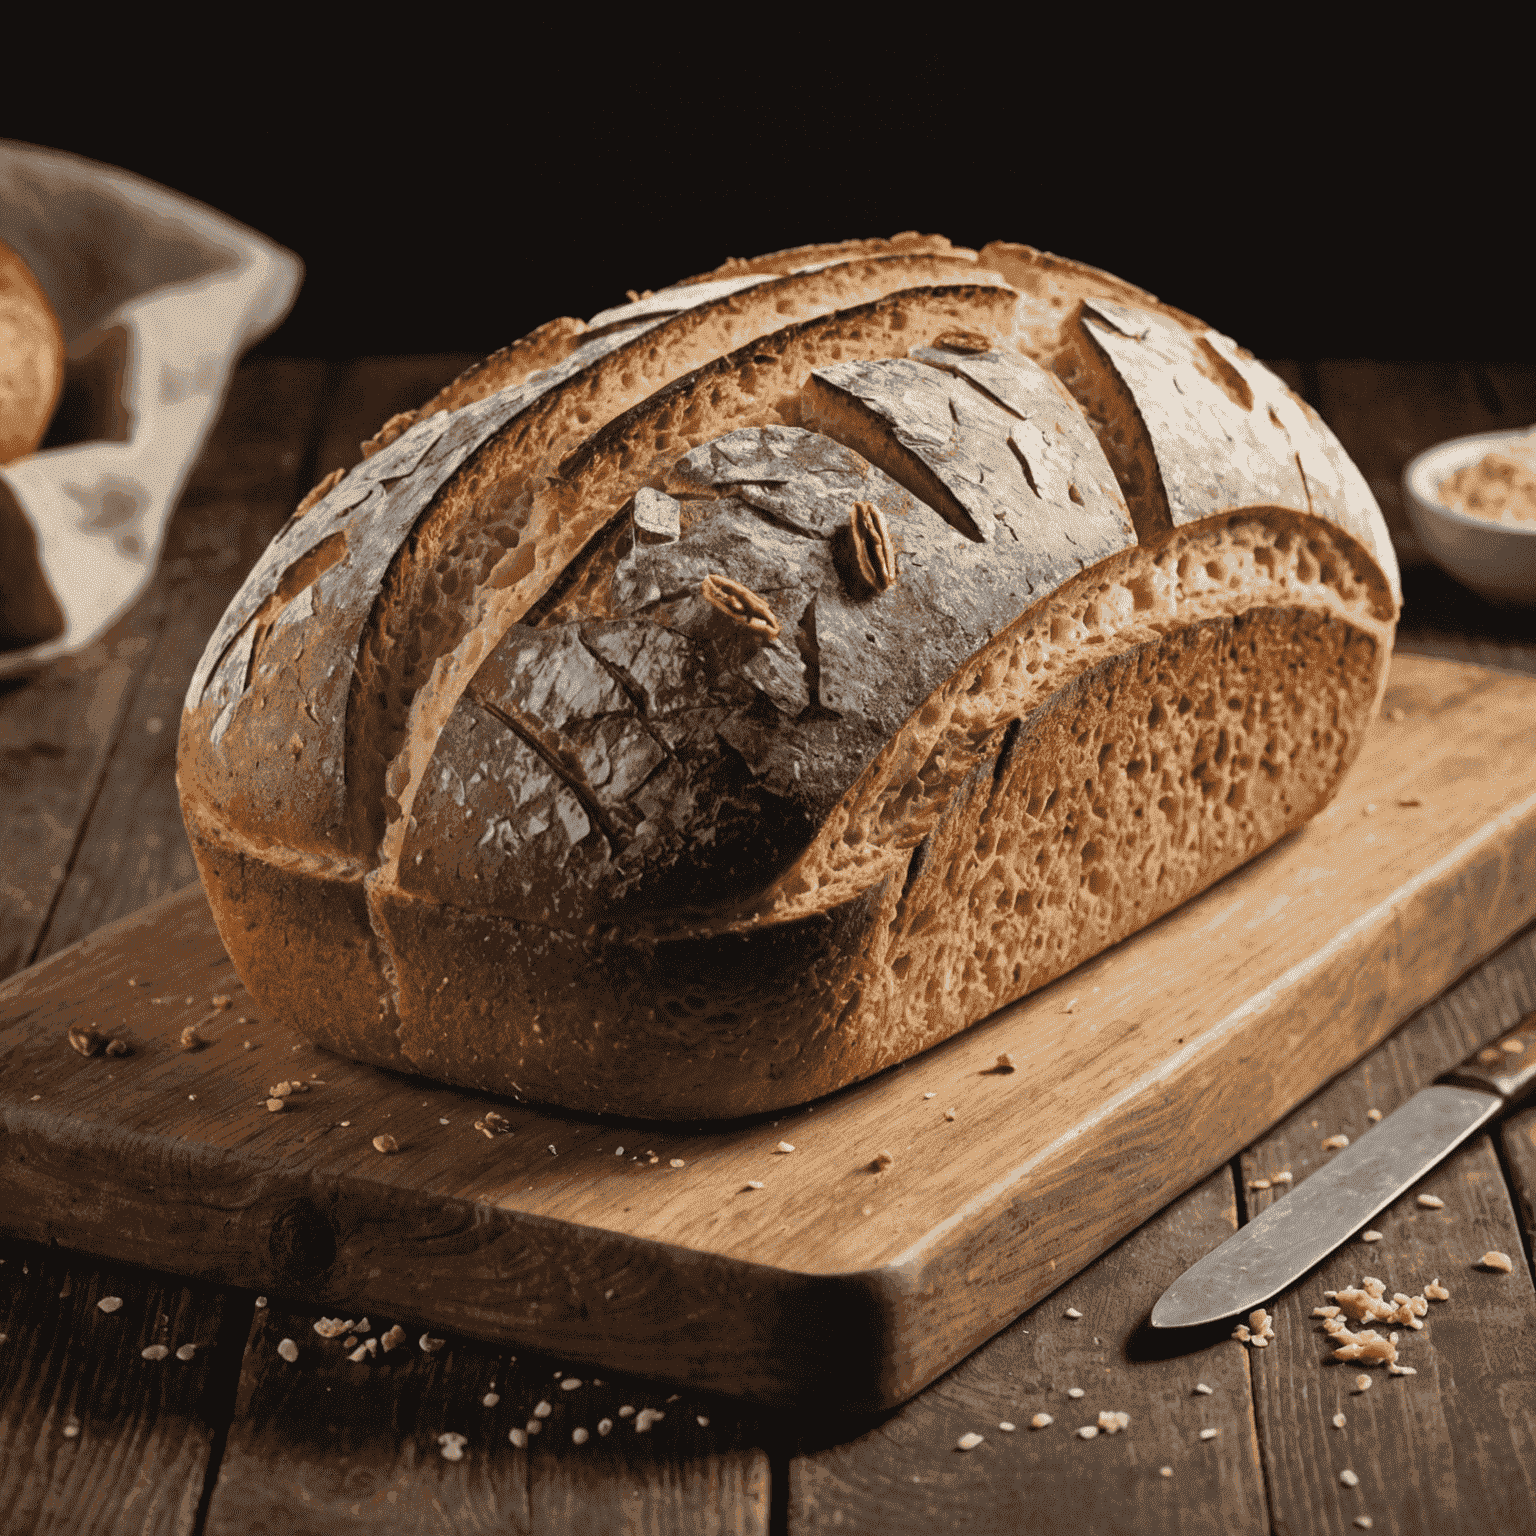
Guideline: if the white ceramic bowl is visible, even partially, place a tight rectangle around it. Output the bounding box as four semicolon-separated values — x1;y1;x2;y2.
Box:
1402;426;1536;607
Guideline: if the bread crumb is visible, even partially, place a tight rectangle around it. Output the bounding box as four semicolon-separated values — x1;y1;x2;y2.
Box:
419;1334;445;1353
175;1343;198;1361
1272;1170;1293;1184
179;1025;204;1051
62;1424;79;1438
1416;1194;1443;1209
277;1339;298;1362
1097;1410;1129;1434
482;1392;500;1407
1194;1383;1213;1395
998;1421;1015;1432
923;1092;936;1099
265;1099;284;1113
744;1181;764;1190
1340;1469;1359;1487
1388;1364;1417;1376
871;1150;895;1171
1063;997;1078;1013
634;1408;665;1433
669;1158;686;1168
1354;1374;1372;1392
1030;1413;1053;1428
438;1432;467;1461
1354;1517;1373;1529
619;1406;635;1418
1425;1278;1450;1300
105;1038;130;1057
957;1431;984;1451
598;1418;613;1436
572;1427;589;1445
141;1345;169;1361
776;1141;795;1154
1067;1388;1085;1399
944;1107;957;1121
509;1428;527;1448
1314;1305;1342;1319
995;1053;1016;1071
1065;1307;1083;1319
97;1297;123;1313
1160;1466;1173;1477
1477;1047;1504;1066
1480;1251;1514;1272
254;1297;267;1308
347;1343;369;1363
372;1134;398;1154
1333;1412;1347;1429
1077;1425;1099;1440
67;1023;105;1057
1366;1108;1383;1122
1322;1134;1350;1151
1502;1037;1526;1055
1199;1428;1218;1441
561;1378;582;1391
534;1400;552;1417
1361;1231;1383;1243
525;1418;541;1436
1247;1177;1271;1190
313;1318;354;1339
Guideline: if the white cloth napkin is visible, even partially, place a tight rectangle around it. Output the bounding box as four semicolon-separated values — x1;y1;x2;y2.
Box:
0;141;301;677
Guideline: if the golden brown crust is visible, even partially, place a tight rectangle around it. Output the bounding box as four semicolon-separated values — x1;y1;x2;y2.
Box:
0;236;65;465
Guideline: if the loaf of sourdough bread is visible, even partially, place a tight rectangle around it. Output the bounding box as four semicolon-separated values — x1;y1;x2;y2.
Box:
177;233;1400;1119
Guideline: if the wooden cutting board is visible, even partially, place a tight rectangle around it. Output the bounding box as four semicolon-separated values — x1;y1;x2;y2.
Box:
2;652;1534;1411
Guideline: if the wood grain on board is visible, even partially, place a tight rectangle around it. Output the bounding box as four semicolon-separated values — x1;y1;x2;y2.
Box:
3;653;1534;1412
1236;925;1536;1536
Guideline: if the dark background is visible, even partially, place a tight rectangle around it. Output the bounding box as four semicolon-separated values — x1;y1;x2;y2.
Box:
7;48;1526;366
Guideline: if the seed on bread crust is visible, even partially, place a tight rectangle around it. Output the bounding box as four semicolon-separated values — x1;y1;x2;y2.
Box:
849;501;897;594
700;573;781;639
931;329;992;353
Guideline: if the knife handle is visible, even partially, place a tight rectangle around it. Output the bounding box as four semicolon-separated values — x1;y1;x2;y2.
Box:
1441;1011;1536;1104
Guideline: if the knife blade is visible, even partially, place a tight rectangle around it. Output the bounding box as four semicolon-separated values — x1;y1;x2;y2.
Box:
1151;1013;1536;1330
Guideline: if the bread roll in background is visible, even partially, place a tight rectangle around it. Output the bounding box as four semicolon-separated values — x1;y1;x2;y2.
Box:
0;235;64;465
178;233;1400;1120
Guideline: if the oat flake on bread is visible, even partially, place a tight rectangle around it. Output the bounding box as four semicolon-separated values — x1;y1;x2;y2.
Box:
176;233;1401;1119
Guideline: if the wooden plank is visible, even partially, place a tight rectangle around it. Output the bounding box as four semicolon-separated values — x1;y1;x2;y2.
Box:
788;1167;1267;1536
0;628;150;981
4;652;1532;1411
0;358;327;1535
0;1233;247;1536
205;1296;770;1535
1239;925;1536;1535
35;358;328;959
311;354;479;482
1312;360;1526;569
1502;1103;1536;1278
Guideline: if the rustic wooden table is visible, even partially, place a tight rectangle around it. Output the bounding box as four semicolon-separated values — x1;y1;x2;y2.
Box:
2;357;1534;1535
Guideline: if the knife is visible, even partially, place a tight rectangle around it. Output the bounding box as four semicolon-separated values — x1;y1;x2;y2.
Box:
1152;1014;1536;1330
